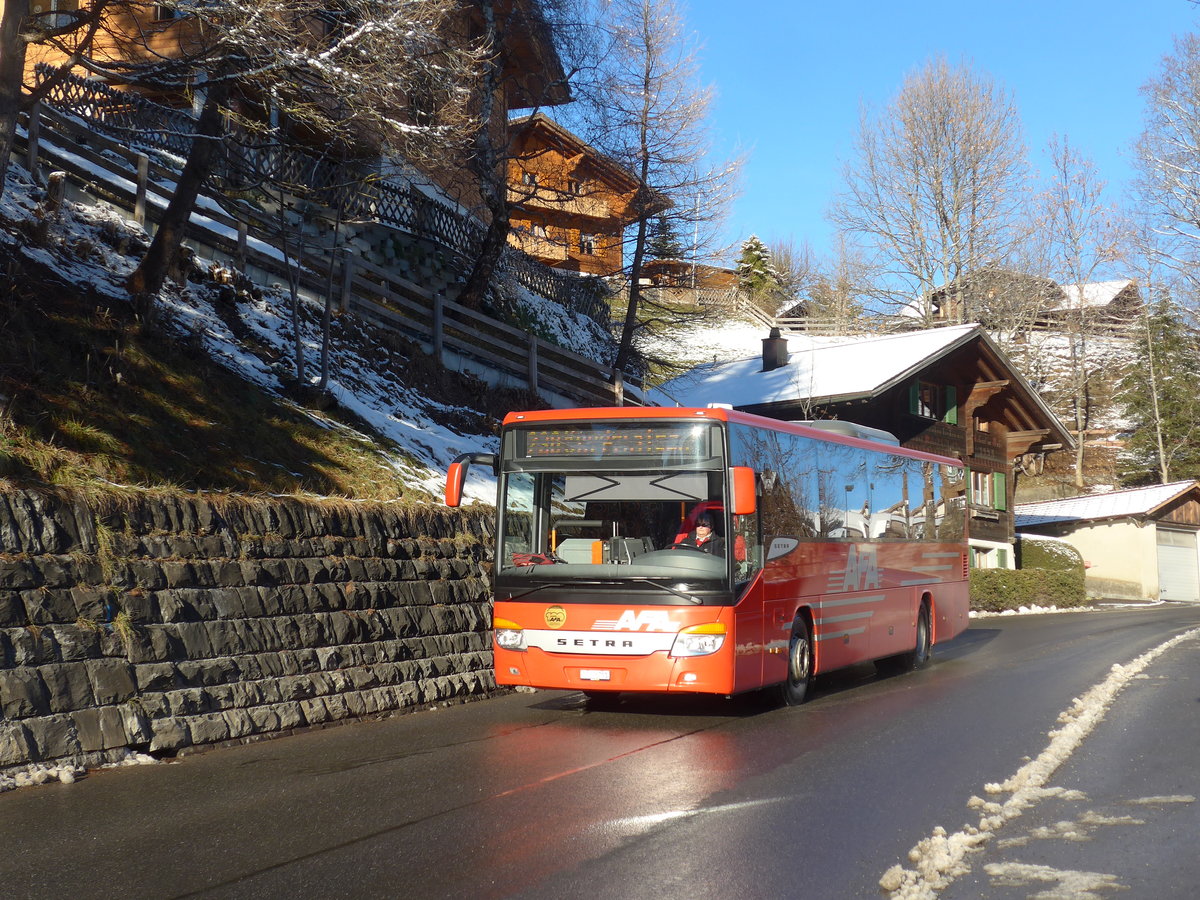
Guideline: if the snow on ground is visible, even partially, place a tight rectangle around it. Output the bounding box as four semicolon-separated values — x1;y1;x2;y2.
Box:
999;329;1137;434
1;163;543;505
879;624;1200;900
641;317;772;369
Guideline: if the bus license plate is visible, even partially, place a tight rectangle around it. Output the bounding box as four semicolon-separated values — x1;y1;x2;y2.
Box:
580;669;611;681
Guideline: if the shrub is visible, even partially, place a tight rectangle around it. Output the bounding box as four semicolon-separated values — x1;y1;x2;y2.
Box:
1017;534;1085;575
970;568;1087;613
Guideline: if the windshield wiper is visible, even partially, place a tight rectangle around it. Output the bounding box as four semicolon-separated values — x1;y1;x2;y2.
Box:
626;578;703;604
505;582;575;602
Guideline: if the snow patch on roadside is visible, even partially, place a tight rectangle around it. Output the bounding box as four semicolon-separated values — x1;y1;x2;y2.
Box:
879;626;1200;900
981;861;1124;898
970;599;1167;619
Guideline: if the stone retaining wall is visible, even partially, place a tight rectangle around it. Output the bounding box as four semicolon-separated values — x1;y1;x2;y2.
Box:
0;487;495;774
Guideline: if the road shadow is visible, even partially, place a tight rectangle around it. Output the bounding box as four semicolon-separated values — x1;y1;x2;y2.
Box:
931;624;1002;663
521;625;1002;720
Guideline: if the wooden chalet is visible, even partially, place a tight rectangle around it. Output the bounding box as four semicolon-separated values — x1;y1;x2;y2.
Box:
506;113;642;276
921;269;1141;330
660;324;1075;568
639;259;738;290
16;0;570;217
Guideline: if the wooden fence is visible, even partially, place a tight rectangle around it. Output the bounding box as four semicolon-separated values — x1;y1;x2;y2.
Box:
32;65;611;327
16;102;628;408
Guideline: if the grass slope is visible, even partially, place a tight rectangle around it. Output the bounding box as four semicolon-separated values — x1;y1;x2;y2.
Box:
1;248;408;497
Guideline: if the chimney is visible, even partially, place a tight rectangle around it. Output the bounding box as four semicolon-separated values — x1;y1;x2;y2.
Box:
761;327;789;372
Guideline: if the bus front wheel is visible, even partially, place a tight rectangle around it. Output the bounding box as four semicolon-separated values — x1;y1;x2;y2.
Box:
778;617;813;706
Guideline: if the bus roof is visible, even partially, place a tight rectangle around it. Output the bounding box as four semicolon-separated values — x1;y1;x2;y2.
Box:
501;407;964;467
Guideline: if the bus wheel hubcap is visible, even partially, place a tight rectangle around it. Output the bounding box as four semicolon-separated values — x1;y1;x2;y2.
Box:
791;636;809;681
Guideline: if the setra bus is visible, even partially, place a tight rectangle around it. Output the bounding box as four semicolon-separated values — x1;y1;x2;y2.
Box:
445;406;970;704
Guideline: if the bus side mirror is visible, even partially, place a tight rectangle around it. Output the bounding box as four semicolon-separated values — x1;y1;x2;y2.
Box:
445;453;497;507
730;466;757;516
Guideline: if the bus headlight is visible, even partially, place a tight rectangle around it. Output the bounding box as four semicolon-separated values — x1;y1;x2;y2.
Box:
493;617;526;651
670;623;727;657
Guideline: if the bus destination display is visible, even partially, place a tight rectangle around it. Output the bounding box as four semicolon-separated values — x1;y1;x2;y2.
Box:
520;425;709;460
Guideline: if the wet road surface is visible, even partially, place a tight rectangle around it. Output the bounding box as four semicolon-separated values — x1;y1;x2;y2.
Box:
2;604;1198;899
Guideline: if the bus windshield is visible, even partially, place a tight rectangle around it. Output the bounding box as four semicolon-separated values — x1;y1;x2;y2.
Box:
496;422;733;595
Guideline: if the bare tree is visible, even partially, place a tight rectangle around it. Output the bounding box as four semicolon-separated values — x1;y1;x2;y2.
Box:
454;0;581;311
568;0;739;385
1038;135;1121;487
768;237;818;313
805;235;871;333
829;57;1030;324
95;0;481;312
1135;32;1200;301
0;0;112;196
1115;208;1200;485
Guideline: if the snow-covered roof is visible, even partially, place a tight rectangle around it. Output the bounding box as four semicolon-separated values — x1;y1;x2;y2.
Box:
1015;481;1200;527
1055;279;1133;311
658;323;979;408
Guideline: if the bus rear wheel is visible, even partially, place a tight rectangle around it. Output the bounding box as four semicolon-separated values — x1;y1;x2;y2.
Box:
880;601;932;673
778;617;813;706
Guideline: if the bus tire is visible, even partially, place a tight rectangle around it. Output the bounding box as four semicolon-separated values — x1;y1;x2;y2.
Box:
778;616;813;706
881;601;932;673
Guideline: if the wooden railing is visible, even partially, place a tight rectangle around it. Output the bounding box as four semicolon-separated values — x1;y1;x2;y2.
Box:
16;102;629;408
32;65;611;326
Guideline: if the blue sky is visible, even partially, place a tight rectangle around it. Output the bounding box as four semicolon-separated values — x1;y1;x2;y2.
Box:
685;0;1198;264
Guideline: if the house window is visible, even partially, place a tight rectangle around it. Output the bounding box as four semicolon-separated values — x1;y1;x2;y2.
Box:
971;470;991;506
32;0;79;26
579;233;597;254
970;545;1010;569
521;171;538;188
567;178;582;195
531;224;547;239
970;470;1008;511
908;380;958;424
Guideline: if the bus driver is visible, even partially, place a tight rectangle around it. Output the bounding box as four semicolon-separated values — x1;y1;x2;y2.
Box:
675;513;725;555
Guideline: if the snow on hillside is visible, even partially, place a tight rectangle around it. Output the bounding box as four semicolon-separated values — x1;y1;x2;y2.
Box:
1000;330;1137;429
2;155;1140;506
0;164;605;506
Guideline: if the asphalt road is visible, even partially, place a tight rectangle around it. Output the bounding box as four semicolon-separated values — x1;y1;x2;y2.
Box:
2;604;1198;900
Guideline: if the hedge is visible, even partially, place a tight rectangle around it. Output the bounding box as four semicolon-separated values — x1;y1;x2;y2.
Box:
1017;534;1085;576
969;568;1087;613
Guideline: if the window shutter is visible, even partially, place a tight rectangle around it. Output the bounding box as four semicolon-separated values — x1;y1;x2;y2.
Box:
908;382;920;415
993;472;1007;511
944;385;958;425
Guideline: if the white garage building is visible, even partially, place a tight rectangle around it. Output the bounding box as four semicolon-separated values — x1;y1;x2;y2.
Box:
1015;481;1200;602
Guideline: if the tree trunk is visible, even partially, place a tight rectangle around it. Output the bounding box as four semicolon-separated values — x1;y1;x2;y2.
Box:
127;76;231;318
0;0;30;199
612;214;650;382
459;189;508;310
454;0;504;311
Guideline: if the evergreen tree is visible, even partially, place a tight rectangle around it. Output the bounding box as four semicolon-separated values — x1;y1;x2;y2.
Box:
737;234;782;308
646;217;685;260
1119;298;1200;485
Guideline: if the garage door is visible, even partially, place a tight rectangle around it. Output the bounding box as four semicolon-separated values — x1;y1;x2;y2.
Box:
1157;528;1200;602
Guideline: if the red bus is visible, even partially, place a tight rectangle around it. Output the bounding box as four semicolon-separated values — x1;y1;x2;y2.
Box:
445;406;969;704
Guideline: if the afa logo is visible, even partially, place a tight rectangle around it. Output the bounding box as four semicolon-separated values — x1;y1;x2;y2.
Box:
593;610;678;632
543;606;567;629
828;545;881;592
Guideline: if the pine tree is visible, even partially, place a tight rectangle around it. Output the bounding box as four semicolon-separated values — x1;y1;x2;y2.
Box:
646;217;685;260
1119;298;1200;485
737;234;782;308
